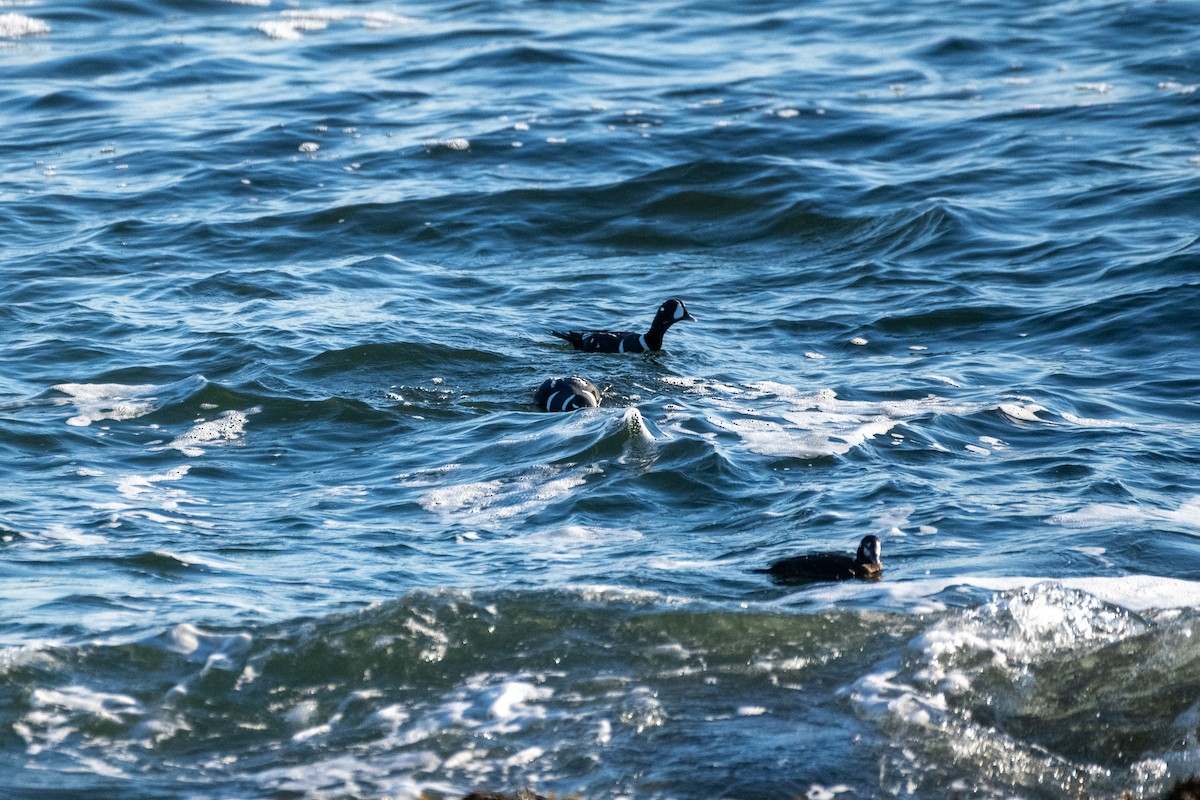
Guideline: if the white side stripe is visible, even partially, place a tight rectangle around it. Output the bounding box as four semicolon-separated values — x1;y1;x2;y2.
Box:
545;391;562;410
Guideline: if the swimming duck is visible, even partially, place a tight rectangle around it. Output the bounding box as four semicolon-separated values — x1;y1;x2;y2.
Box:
757;535;882;583
550;299;696;353
534;376;601;412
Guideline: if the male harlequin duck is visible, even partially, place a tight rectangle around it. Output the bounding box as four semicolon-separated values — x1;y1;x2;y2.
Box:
534;376;602;412
757;535;883;583
550;298;696;353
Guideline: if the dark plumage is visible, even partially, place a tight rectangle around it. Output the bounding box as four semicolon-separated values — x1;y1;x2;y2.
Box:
550;299;696;353
757;535;883;583
534;376;601;412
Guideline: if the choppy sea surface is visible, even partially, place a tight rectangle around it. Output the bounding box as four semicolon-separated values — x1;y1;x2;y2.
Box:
3;0;1200;797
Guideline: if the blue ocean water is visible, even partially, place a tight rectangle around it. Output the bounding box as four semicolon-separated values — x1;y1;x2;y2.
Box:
3;0;1200;797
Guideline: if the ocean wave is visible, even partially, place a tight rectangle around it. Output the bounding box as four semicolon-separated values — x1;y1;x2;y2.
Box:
3;582;1199;797
51;375;207;427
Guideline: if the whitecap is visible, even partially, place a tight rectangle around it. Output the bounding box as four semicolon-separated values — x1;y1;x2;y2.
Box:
417;464;598;525
53;381;162;427
999;402;1045;421
1060;410;1124;427
524;525;642;546
254;752;452;799
256;20;305;39
0;12;49;37
148;550;239;571
843;580;1168;796
161;623;253;677
1051;495;1200;532
736;705;768;716
800;574;1200;614
115;465;191;499
15;685;143;760
26;523;107;548
677;380;986;459
169;408;256;456
256;7;415;38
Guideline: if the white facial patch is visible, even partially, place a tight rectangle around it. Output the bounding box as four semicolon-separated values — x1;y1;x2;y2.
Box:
673;303;685;320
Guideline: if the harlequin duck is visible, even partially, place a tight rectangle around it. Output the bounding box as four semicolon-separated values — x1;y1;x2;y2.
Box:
757;535;882;583
550;299;696;353
534;376;601;412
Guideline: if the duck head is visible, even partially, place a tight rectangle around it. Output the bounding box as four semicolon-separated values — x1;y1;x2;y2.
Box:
654;298;696;328
855;535;883;577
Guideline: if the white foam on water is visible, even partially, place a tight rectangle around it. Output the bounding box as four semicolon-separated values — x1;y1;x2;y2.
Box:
24;523;107;549
14;685;143;760
169;408;255;456
622;406;654;443
999;401;1045;421
0;11;49;36
164;623;253;677
842;579;1171;795
676;381;988;459
417;465;598;525
52;382;161;427
256;20;305;39
504;745;544;768
255;752;451;799
257;8;416;39
522;524;642;550
805;785;854;800
480;680;552;732
108;465;213;530
1060;410;1125;428
1051;494;1200;532
801;574;1200;614
874;504;915;534
116;465;191;499
150;550;240;571
569;583;694;607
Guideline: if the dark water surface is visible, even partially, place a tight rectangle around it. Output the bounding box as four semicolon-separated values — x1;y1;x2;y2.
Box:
3;0;1200;797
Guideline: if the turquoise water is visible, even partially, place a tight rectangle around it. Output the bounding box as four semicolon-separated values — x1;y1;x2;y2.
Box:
3;0;1200;797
